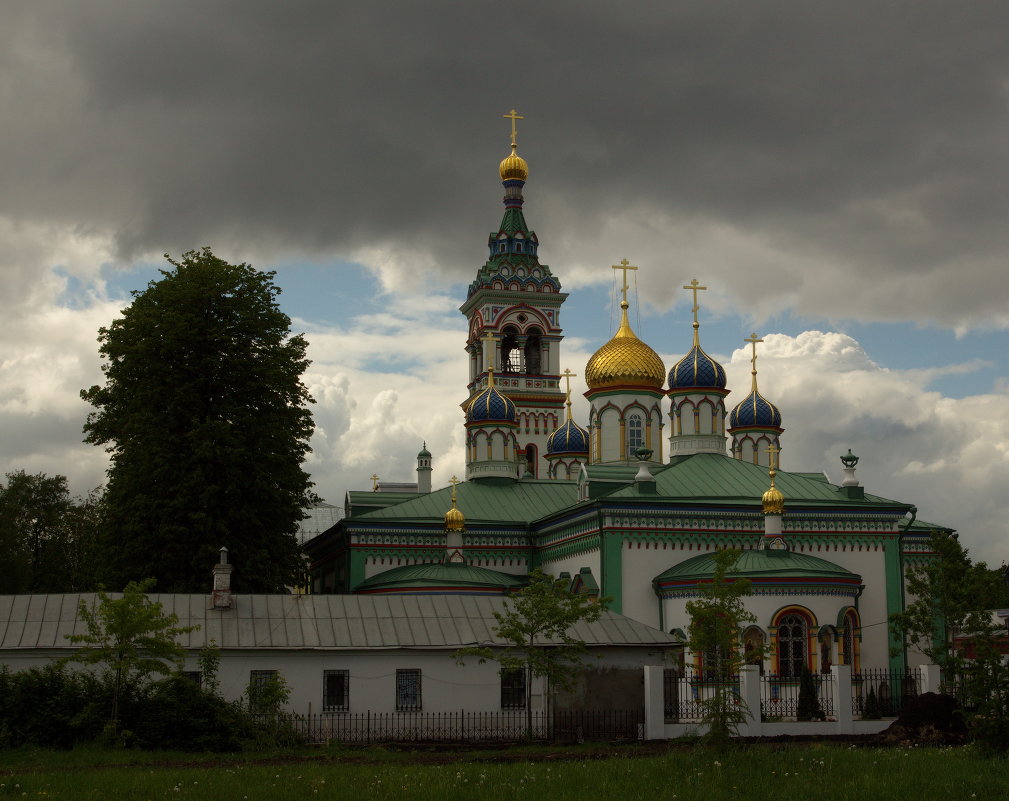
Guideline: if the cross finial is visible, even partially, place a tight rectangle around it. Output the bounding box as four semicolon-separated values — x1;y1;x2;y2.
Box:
766;444;780;472
560;368;577;420
480;330;499;383
682;278;708;326
503;109;524;148
449;474;460;503
611;259;638;306
744;332;763;391
370;473;380;491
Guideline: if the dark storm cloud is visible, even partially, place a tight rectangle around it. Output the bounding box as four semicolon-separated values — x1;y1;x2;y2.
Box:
4;1;1009;325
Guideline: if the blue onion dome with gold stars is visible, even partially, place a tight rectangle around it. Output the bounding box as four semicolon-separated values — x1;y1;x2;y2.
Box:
730;388;782;428
465;369;517;423
669;341;727;389
585;301;666;389
546;416;590;455
668;279;726;390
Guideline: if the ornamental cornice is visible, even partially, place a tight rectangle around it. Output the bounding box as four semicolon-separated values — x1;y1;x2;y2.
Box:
658;586;860;600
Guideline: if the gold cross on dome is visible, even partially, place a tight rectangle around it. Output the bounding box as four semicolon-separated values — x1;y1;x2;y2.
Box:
560;368;577;396
449;474;460;503
612;259;638;304
503;109;524;147
683;278;707;325
370;474;380;492
766;444;779;471
744;332;764;373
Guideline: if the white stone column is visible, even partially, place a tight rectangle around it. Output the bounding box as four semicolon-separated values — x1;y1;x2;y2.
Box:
920;664;942;694
643;665;666;740
831;664;853;732
739;665;762;737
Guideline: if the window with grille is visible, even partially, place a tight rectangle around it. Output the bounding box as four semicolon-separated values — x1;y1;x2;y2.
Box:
249;670;277;688
323;670;349;712
500;668;526;709
777;614;807;678
396;669;422;711
182;671;201;686
627;413;643;453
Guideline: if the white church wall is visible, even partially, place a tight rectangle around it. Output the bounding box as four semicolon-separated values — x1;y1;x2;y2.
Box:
621;545;664;630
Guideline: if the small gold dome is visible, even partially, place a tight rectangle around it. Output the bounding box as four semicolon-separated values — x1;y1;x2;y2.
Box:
585;302;666;389
762;468;785;515
444;505;465;531
499;145;529;181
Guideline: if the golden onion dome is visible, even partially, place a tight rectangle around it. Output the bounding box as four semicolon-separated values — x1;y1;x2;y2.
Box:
444;504;465;532
585;301;666;389
499;144;529;182
762;469;785;515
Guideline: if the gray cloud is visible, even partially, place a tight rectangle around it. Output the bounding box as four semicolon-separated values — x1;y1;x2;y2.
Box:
3;2;1009;326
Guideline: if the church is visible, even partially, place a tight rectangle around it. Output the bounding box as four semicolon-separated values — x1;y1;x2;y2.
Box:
305;113;947;676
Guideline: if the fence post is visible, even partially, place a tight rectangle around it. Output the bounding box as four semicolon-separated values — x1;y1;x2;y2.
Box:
920;664;941;694
643;665;666;740
831;664;853;732
739;666;761;737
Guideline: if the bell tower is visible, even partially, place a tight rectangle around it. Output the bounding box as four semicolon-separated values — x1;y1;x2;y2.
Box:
459;111;568;479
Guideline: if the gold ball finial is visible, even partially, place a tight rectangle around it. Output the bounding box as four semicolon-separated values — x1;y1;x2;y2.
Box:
762;447;785;515
444;475;465;531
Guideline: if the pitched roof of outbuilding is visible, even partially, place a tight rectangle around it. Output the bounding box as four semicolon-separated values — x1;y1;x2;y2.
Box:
0;593;678;651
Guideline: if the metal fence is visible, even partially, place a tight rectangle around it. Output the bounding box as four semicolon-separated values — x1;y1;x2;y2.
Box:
760;672;835;720
851;668;921;717
663;669;739;723
291;709;644;745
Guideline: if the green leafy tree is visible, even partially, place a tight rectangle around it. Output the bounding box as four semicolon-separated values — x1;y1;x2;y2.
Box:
456;569;605;736
685;548;760;746
81;248;315;592
890;530;1005;671
63;578;196;727
0;471;104;593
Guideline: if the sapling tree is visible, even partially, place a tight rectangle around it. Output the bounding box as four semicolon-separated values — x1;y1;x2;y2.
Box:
685;548;760;746
456;568;605;736
64;578;196;728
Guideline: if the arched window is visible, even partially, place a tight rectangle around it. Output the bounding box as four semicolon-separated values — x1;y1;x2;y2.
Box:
524;330;542;374
777;613;807;678
500;327;522;373
627;413;644;454
524;444;537;478
743;626;765;675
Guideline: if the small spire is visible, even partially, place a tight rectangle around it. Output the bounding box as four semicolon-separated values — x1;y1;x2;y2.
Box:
560;368;577;421
744;332;763;394
683;278;708;348
762;444;785;515
370;473;380;492
444;475;465;532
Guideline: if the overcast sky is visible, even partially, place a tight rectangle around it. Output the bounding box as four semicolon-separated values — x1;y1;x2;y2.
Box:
2;2;1008;564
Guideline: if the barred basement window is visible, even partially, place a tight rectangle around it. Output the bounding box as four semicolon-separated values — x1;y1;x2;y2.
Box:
396;669;422;711
500;668;526;709
323;670;349;711
249;670;277;689
182;671;201;686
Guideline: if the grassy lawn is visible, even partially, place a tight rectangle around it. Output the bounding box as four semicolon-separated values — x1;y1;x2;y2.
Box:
1;743;1005;800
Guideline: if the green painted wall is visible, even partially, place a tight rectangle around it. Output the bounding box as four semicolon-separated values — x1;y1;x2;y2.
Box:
884;536;906;671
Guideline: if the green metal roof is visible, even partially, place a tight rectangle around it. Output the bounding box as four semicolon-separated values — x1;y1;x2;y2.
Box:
356;479;579;525
346;490;423;518
605;453;910;510
654;549;860;583
356;563;526;593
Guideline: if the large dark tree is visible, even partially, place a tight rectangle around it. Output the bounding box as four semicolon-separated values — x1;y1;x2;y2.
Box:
0;470;103;593
81;248;314;592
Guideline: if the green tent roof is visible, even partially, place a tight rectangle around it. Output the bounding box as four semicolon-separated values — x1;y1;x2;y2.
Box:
606;453;910;510
355;562;526;595
653;549;862;596
355;479;579;525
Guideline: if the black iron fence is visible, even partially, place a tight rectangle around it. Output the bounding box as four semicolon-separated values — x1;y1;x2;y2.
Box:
663;669;739;723
760;672;836;720
290;709;644;745
851;668;921;717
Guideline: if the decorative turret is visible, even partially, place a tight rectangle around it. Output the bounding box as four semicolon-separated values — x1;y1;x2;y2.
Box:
460;111;568;479
838;449;864;499
667;279;730;458
584;260;665;465
443;475;466;563
465;332;520;482
417;442;432;494
760;445;788;551
729;333;784;466
545;369;589;479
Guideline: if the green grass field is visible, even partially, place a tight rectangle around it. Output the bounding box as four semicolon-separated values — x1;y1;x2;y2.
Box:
1;743;1005;800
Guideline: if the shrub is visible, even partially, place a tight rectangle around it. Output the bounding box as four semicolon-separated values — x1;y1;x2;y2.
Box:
796;666;825;722
863;687;881;719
